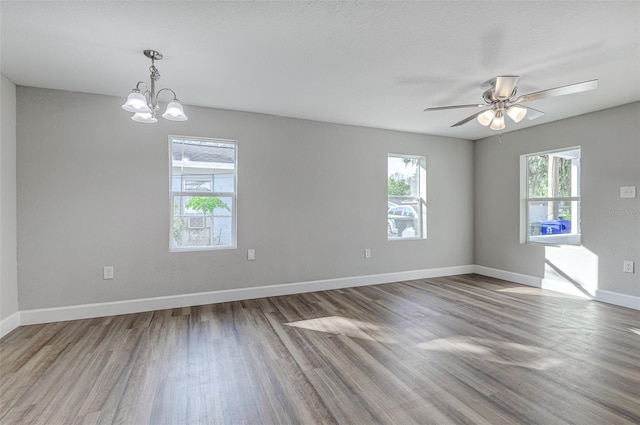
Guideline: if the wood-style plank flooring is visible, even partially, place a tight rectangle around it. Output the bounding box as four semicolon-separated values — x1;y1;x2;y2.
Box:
1;274;639;424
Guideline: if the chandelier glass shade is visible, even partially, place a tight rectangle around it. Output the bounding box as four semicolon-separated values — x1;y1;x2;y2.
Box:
122;50;188;123
122;91;151;114
162;101;188;121
131;112;158;124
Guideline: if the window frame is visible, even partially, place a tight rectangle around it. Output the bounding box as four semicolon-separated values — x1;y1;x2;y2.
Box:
387;153;427;241
169;135;238;252
520;146;581;246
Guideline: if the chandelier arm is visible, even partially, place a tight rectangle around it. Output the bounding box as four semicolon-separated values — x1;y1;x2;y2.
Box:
156;88;179;101
134;81;149;92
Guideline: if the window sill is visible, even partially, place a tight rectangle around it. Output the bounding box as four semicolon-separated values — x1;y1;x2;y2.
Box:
170;245;236;253
527;234;581;246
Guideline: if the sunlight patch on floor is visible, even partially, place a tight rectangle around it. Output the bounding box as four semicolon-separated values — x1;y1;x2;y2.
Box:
629;327;640;336
495;286;588;299
285;316;398;343
417;336;563;370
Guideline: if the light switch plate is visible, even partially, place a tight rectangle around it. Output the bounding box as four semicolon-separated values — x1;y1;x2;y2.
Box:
103;266;114;280
620;186;636;198
247;249;256;261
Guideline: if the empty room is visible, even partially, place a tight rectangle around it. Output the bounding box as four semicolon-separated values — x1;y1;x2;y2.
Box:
1;1;638;424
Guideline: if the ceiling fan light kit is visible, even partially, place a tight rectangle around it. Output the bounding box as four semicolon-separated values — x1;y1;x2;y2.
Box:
506;105;527;123
477;109;495;126
489;111;505;131
424;76;598;131
122;50;188;123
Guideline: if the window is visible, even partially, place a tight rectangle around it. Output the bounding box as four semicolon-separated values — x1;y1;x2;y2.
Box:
170;136;237;251
521;147;581;245
387;154;426;239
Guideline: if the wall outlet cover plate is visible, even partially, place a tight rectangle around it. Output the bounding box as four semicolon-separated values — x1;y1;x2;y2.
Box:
620;186;636;198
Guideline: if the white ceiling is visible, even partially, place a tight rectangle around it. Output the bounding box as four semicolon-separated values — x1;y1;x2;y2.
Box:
2;1;639;140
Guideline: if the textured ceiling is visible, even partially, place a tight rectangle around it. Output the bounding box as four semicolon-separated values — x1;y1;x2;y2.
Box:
1;1;639;140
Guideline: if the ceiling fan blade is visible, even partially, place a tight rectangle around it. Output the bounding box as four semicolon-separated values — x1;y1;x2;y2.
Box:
451;110;489;127
424;103;485;112
514;79;598;104
522;106;545;120
494;76;520;99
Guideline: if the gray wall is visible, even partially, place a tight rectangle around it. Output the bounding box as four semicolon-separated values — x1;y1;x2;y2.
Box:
1;75;19;320
16;87;474;310
475;102;640;297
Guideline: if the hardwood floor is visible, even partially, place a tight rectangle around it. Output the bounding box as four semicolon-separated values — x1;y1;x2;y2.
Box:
1;274;639;424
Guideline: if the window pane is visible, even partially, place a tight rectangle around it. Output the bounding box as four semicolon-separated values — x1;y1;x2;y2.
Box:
528;200;573;226
527;155;548;198
172;195;234;248
528;151;579;199
170;137;236;251
171;175;182;192
528;200;580;239
172;140;236;167
213;173;234;192
388;154;425;239
522;147;581;246
183;176;213;192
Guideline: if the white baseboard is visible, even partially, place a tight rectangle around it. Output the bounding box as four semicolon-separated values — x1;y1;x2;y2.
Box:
595;289;640;310
18;265;475;326
473;265;639;310
6;264;636;334
473;265;542;288
0;312;20;339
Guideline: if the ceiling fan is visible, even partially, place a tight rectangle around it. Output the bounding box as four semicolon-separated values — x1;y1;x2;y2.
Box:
424;76;598;131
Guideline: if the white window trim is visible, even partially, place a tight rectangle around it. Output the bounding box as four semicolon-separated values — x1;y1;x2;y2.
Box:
169;135;238;252
520;146;581;246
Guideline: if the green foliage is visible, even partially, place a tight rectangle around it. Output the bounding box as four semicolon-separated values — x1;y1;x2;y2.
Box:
388;173;411;196
173;217;184;243
528;155;572;198
185;196;230;214
557;159;572;197
528;155;548;197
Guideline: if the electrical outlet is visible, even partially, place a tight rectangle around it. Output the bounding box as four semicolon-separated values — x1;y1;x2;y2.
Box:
623;261;634;274
365;248;371;259
103;266;114;280
620;186;636;198
247;249;256;261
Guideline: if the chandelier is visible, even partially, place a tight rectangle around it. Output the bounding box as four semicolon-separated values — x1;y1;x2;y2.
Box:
122;50;188;123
